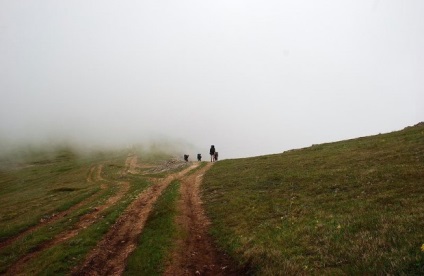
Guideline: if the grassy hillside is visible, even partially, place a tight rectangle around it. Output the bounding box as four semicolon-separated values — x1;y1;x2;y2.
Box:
202;123;424;275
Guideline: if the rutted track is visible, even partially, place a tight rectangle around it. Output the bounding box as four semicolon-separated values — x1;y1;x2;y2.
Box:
72;163;199;275
164;163;241;275
87;164;106;183
2;155;242;275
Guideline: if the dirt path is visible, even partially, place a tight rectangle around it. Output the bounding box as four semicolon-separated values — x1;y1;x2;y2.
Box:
87;164;106;182
124;154;139;175
72;163;200;276
3;157;242;275
164;163;240;276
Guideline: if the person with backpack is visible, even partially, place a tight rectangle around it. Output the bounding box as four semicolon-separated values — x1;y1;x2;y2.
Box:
209;145;216;162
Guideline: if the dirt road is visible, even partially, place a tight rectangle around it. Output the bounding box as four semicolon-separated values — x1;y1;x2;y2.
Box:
73;159;241;275
3;156;241;275
164;163;240;276
72;162;200;275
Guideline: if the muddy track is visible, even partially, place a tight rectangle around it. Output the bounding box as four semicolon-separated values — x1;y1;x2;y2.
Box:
164;163;241;275
0;165;107;251
87;164;106;183
72;163;200;276
123;154;136;175
124;154;139;175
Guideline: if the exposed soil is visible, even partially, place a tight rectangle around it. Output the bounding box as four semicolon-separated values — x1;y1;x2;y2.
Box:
164;163;241;276
124;154;139;175
72;163;200;276
87;164;105;182
145;158;190;174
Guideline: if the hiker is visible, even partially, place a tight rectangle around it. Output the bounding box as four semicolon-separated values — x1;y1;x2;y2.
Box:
184;154;189;162
214;151;218;161
209;145;216;162
197;153;202;161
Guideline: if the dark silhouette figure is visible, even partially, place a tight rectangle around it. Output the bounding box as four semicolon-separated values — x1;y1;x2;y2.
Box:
184;154;189;162
214;151;218;161
197;153;202;161
210;145;216;162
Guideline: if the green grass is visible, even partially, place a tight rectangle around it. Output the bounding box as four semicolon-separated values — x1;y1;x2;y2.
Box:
202;123;424;275
124;180;181;276
0;152;99;241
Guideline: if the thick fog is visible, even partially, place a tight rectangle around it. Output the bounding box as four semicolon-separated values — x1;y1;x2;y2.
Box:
1;0;423;159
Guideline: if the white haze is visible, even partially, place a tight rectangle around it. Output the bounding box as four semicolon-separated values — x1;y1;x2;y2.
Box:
1;0;423;159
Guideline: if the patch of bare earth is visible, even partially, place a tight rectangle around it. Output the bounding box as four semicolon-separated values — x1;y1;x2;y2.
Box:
72;163;199;276
87;164;106;182
124;154;139;175
164;163;242;276
120;154;155;176
144;158;189;174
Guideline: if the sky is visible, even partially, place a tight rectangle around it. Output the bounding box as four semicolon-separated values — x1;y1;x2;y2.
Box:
1;0;423;159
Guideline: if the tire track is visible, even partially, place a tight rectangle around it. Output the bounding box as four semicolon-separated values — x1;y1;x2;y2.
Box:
72;163;199;276
87;165;105;183
164;163;241;275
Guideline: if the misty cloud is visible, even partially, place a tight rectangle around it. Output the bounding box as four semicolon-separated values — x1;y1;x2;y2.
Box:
1;0;423;159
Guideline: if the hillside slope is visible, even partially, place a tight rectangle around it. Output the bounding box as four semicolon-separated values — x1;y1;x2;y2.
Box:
202;123;424;275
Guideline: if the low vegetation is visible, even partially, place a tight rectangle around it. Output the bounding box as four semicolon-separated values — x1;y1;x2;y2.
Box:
202;123;424;274
0;151;99;241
